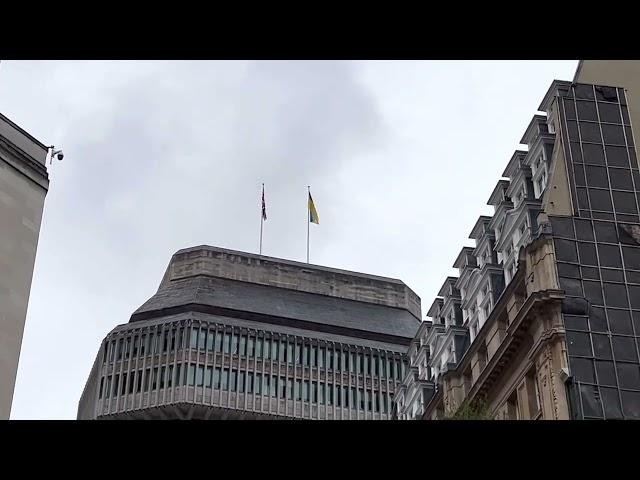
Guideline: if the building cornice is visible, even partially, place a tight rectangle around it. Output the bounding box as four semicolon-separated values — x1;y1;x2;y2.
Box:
466;289;565;403
487;180;511;207
0;136;49;191
129;302;413;346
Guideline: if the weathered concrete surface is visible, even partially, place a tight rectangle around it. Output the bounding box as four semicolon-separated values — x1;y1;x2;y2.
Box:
0;113;49;419
163;245;422;320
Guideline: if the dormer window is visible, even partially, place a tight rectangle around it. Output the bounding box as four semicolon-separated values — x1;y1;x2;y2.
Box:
533;157;540;174
534;160;549;199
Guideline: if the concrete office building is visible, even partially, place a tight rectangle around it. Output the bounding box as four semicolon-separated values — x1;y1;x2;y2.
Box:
395;61;640;420
0;113;49;419
78;246;420;419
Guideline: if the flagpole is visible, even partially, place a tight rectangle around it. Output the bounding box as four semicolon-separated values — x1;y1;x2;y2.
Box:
307;185;310;263
260;183;264;255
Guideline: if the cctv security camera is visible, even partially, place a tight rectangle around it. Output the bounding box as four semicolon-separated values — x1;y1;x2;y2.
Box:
51;149;63;162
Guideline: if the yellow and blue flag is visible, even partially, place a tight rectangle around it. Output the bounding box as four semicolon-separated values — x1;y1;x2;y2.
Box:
308;192;319;224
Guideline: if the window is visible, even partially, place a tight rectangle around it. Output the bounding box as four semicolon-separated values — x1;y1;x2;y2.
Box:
505;391;519;420
287;343;293;364
205;366;213;388
151;368;159;390
524;370;541;419
303;346;310;366
246;335;254;356
221;369;229;391
213;368;221;389
143;369;150;391
255;374;262;395
206;330;214;351
196;365;204;387
223;333;231;354
279;341;286;362
187;365;195;387
238;372;245;393
231;334;239;355
136;371;142;392
128;371;135;393
247;372;253;394
255;338;263;358
229;371;237;392
215;332;223;353
198;330;206;350
132;335;139;357
120;373;127;395
239;335;246;356
310;345;317;368
264;339;271;360
534;155;543;173
189;329;198;350
303;381;309;402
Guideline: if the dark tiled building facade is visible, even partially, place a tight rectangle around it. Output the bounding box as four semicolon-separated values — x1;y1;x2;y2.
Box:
78;246;419;420
547;81;640;419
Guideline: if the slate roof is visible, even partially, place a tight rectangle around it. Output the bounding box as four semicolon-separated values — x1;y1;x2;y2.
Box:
131;275;420;341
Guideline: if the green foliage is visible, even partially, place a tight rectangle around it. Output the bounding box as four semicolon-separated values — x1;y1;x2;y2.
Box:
445;400;491;420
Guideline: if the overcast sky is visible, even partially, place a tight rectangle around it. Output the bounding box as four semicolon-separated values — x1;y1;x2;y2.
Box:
0;60;578;419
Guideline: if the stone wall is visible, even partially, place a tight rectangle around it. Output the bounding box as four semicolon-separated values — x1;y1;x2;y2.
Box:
163;246;422;319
